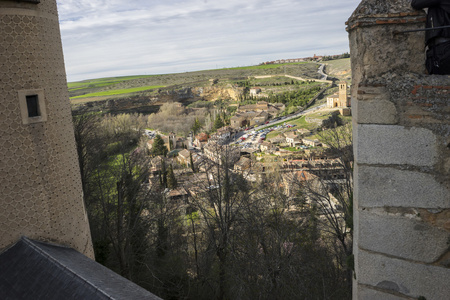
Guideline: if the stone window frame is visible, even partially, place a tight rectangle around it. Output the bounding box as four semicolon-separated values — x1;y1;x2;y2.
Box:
18;89;47;125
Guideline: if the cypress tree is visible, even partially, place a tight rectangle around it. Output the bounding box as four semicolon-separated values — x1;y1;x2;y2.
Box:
152;134;168;157
167;164;177;189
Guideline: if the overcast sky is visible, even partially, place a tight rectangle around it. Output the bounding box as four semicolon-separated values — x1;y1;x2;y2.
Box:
56;0;361;82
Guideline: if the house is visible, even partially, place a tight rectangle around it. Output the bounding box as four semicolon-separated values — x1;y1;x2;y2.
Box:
238;101;269;113
285;132;302;147
250;111;269;126
178;149;191;166
203;142;241;166
165;188;189;205
249;87;262;96
302;138;321;147
230;113;247;128
268;135;286;145
260;141;277;153
268;103;285;117
234;157;252;172
211;126;236;145
194;132;209;149
165;133;186;150
231;101;285;129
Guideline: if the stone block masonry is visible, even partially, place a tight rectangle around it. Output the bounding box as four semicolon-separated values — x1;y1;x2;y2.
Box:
348;1;450;299
355;125;438;167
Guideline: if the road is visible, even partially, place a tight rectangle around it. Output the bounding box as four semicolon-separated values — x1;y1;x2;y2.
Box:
230;104;326;148
231;62;331;147
318;64;328;81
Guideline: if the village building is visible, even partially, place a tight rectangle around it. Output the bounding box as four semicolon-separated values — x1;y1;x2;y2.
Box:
166;132;186;150
249;87;262;96
178;149;191;166
252;111;269;126
302;138;322;147
147;134;185;152
210;126;237;145
230;101;285;129
165;188;189;206
267;135;286;145
260;141;277;153
285;132;302;147
203;142;241;166
326;82;351;111
234;156;252;173
194;132;209;149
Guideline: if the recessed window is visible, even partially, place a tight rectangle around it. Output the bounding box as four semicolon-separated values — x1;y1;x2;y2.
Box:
18;89;47;125
26;95;40;117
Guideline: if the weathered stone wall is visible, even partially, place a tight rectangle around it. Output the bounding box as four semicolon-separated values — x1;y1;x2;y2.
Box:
0;0;94;258
348;0;450;299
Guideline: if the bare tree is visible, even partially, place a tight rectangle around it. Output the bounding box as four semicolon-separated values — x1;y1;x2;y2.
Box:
188;146;250;300
72;112;102;198
295;122;353;294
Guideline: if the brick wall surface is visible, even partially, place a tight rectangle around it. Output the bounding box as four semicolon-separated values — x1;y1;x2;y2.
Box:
348;0;450;299
0;0;94;258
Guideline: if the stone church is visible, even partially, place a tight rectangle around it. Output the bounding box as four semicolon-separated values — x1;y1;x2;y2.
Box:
326;81;351;108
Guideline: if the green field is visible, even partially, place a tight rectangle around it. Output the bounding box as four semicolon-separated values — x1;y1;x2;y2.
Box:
70;85;165;99
68;75;156;90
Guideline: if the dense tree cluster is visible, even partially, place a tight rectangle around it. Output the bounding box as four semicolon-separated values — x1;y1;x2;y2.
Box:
148;102;208;136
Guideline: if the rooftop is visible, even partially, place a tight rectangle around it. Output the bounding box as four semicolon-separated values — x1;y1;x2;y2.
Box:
0;237;161;300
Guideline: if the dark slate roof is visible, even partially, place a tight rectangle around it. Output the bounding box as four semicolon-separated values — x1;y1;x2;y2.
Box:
0;237;162;300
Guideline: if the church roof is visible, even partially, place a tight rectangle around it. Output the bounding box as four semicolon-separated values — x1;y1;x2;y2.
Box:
0;237;162;300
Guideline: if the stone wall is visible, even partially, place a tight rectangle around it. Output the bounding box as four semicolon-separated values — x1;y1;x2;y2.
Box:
0;0;94;258
348;1;450;299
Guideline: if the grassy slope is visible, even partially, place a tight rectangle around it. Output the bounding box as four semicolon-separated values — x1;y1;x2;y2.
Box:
323;58;351;82
71;85;165;99
68;62;322;102
68;75;156;90
68;58;350;108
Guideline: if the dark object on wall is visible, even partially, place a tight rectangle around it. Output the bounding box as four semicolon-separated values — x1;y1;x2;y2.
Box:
16;0;41;3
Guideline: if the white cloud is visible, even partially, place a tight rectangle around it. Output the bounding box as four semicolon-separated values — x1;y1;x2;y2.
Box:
57;0;360;81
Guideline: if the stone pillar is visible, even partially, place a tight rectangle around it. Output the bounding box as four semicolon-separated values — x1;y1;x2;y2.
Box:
0;0;94;258
348;0;450;299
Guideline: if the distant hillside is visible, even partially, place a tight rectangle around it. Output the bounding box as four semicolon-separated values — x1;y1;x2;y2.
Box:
69;62;321;101
69;59;351;115
323;58;351;82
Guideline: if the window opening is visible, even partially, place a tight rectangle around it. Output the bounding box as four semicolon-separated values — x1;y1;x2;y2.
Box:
26;95;40;117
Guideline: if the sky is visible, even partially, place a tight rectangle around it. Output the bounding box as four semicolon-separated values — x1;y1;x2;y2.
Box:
56;0;361;82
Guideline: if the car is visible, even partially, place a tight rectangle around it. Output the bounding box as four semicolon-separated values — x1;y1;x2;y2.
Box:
265;121;270;124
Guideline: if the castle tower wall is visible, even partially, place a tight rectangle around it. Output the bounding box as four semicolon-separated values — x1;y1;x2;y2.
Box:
0;0;94;258
348;1;450;299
